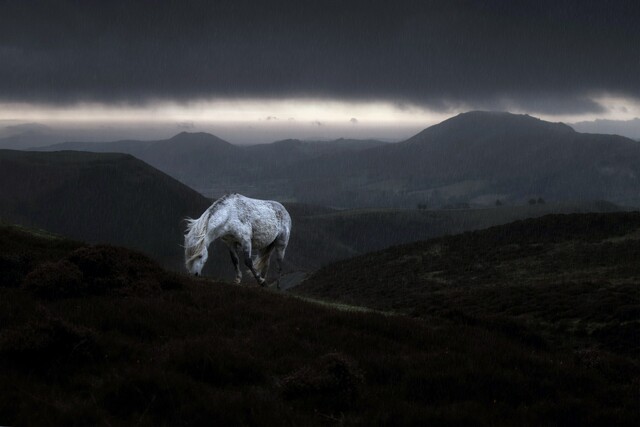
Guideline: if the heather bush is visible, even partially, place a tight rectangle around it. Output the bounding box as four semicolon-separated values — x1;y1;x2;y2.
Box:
0;308;96;370
22;260;84;298
280;352;364;411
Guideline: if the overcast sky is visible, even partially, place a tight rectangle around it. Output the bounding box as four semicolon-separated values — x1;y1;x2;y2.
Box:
1;0;639;143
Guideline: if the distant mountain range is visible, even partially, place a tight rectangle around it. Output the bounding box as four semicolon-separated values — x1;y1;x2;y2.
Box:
571;117;640;140
34;134;387;199
284;111;640;207
32;112;640;208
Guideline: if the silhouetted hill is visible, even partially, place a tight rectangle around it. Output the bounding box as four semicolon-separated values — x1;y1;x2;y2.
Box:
571;117;640;140
0;131;59;150
283;112;640;207
1;222;638;425
35;133;387;198
0;150;210;269
33;113;640;207
296;211;640;356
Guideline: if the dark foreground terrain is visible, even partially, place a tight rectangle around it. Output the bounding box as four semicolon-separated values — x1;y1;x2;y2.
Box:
1;217;639;426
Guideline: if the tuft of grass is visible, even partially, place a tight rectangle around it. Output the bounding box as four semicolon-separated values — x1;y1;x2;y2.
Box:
280;352;364;412
22;260;85;299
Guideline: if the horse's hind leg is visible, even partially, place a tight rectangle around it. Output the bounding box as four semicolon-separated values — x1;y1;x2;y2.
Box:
259;251;271;280
224;241;242;284
241;242;265;286
273;245;286;290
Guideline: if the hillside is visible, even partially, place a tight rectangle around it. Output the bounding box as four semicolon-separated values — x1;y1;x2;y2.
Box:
0;149;622;279
571;117;640;140
35;134;387;199
37;112;640;208
1;222;638;425
0;150;210;269
282;112;640;207
296;212;640;357
285;200;622;271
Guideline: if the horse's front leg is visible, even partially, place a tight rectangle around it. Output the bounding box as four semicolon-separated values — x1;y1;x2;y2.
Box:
241;242;265;286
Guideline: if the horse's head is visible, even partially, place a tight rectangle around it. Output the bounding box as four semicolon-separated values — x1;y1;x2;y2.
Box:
184;217;209;276
185;243;208;276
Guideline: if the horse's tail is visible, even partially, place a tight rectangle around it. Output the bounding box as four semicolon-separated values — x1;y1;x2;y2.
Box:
255;240;277;272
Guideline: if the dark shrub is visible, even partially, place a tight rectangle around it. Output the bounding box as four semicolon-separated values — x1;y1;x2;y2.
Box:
68;245;147;279
22;260;84;299
169;338;266;386
0;309;95;370
66;245;171;295
0;254;34;288
280;353;364;411
159;272;184;290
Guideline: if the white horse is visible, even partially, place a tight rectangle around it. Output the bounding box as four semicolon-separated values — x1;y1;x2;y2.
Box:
184;193;291;287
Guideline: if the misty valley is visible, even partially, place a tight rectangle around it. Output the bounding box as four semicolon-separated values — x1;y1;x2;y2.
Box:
1;110;639;425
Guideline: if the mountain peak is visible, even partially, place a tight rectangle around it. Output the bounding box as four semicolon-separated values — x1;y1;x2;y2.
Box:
166;132;233;147
406;111;575;145
448;111;573;131
170;131;225;140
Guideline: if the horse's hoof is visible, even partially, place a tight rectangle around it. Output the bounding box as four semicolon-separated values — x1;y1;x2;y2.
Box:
234;278;241;285
258;278;266;287
265;280;280;290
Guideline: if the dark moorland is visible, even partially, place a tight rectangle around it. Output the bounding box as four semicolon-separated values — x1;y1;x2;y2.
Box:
297;212;640;359
0;216;638;426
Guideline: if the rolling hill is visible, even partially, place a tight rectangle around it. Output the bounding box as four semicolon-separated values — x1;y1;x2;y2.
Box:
0;149;210;269
0;149;624;280
35;133;387;198
282;112;640;207
1;221;638;425
295;212;640;356
35;112;640;208
285;200;623;271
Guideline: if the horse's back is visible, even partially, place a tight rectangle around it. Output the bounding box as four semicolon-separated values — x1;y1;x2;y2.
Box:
231;194;291;248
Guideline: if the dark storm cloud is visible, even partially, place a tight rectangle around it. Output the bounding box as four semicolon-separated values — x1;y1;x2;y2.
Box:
0;0;638;114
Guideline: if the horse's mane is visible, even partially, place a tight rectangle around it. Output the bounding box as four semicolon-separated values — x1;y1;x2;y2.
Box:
184;194;232;262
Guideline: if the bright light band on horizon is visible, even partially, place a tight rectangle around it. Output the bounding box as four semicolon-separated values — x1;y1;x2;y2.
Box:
0;95;638;127
0;99;450;125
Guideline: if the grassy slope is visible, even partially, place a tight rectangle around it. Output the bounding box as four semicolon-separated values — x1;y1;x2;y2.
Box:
284;200;622;271
296;212;640;356
0;149;210;270
1;222;639;426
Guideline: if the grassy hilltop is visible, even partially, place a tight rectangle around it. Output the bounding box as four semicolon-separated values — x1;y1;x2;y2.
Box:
1;217;639;426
